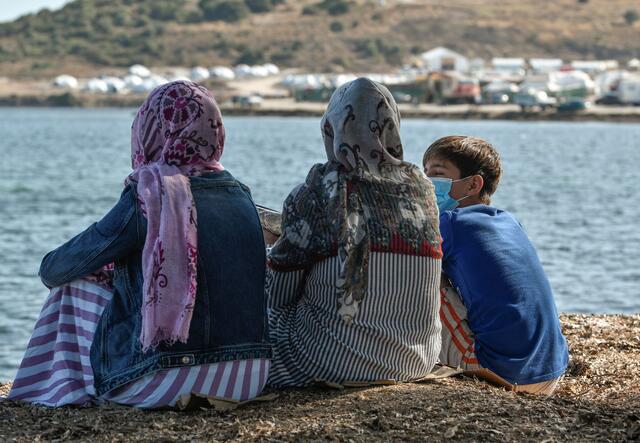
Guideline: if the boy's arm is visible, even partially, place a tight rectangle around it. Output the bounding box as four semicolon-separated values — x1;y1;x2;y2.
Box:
39;187;144;288
438;211;455;262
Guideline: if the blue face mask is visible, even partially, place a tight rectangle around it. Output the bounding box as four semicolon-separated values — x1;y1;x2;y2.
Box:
429;177;470;213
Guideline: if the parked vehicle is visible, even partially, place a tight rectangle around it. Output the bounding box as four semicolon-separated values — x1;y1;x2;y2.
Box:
557;98;589;112
618;75;640;105
231;94;263;108
515;88;557;111
481;80;519;104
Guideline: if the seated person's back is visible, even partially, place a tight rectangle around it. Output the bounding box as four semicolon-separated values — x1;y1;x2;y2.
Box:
266;78;443;387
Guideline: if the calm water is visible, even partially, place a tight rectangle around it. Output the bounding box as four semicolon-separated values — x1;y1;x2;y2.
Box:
0;109;639;380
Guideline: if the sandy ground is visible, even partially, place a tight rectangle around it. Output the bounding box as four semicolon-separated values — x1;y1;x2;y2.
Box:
0;313;639;442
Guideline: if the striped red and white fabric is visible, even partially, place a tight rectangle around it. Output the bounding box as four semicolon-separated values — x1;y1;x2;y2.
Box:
438;286;480;370
5;279;269;408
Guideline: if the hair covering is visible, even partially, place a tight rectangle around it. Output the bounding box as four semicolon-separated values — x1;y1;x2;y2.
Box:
126;80;225;351
269;77;442;322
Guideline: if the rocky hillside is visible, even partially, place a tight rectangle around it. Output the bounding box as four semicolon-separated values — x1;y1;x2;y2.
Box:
0;0;638;78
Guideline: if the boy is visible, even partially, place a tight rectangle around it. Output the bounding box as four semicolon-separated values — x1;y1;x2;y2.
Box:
423;136;568;395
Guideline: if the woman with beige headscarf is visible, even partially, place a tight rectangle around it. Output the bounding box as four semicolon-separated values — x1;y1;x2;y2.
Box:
267;77;442;387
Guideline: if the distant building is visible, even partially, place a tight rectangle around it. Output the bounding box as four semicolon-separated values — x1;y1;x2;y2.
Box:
491;57;526;72
419;47;469;73
570;60;619;75
529;58;563;74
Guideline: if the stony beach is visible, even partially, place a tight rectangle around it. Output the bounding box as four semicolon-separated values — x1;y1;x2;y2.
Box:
1;313;638;442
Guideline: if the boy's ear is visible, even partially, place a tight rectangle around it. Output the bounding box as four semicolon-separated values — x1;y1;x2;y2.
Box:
466;175;484;197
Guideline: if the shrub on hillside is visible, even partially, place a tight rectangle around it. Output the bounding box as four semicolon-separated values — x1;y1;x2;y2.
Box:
302;5;320;15
304;0;350;16
355;38;405;65
623;9;638;25
330;21;344;32
235;47;265;64
321;0;351;16
181;9;205;23
111;10;129;26
150;1;180;21
199;0;249;22
245;0;273;13
270;50;294;64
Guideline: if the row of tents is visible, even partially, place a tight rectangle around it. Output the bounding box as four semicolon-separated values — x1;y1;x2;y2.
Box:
53;63;281;94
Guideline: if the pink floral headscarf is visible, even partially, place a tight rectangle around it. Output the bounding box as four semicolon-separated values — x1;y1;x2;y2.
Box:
126;81;225;351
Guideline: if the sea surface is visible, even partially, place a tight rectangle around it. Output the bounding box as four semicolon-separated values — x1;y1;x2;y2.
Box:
0;109;639;380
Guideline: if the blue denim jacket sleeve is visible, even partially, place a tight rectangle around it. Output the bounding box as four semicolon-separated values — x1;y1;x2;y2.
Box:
39;186;144;288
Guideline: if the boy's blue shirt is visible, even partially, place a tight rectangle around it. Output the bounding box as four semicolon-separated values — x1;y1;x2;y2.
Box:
440;204;568;384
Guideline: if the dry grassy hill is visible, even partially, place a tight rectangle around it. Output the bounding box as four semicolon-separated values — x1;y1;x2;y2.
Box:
0;0;638;78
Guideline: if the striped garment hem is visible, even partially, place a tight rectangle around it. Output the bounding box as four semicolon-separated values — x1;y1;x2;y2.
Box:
4;278;269;408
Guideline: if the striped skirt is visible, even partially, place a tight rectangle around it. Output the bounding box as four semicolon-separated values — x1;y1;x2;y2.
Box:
5;279;269;408
267;253;441;387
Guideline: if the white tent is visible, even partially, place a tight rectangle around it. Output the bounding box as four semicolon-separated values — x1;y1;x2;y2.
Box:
101;76;127;93
123;74;143;90
210;66;235;80
53;75;78;89
85;78;109;93
234;64;253;77
250;65;270;77
420;47;469;73
530;58;563;74
263;63;280;75
190;66;210;81
129;64;151;78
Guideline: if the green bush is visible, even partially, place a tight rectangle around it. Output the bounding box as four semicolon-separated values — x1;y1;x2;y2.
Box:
355;38;405;65
149;1;180;21
331;56;346;66
330;21;343;32
111;10;129;26
235;47;265;64
200;0;249;22
623;9;638;25
93;15;114;34
245;0;273;13
270;50;294;64
356;39;379;58
321;0;350;16
181;9;204;23
302;5;319;15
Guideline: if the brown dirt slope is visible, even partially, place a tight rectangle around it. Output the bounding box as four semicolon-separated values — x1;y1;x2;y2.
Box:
1;313;639;442
0;0;639;78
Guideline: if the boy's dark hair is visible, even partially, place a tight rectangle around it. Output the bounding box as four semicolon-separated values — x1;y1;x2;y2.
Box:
423;136;502;203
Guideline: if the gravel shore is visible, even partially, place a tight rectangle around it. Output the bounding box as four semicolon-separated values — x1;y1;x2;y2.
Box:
1;313;639;442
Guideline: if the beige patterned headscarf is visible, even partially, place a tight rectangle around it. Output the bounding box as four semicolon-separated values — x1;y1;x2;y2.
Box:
269;78;442;321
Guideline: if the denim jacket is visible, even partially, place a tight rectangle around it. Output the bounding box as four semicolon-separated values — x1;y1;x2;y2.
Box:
39;170;271;396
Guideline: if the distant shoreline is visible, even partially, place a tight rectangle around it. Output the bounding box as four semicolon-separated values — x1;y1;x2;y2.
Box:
1;93;640;123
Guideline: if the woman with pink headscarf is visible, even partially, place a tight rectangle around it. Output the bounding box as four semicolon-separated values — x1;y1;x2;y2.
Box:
6;81;271;408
